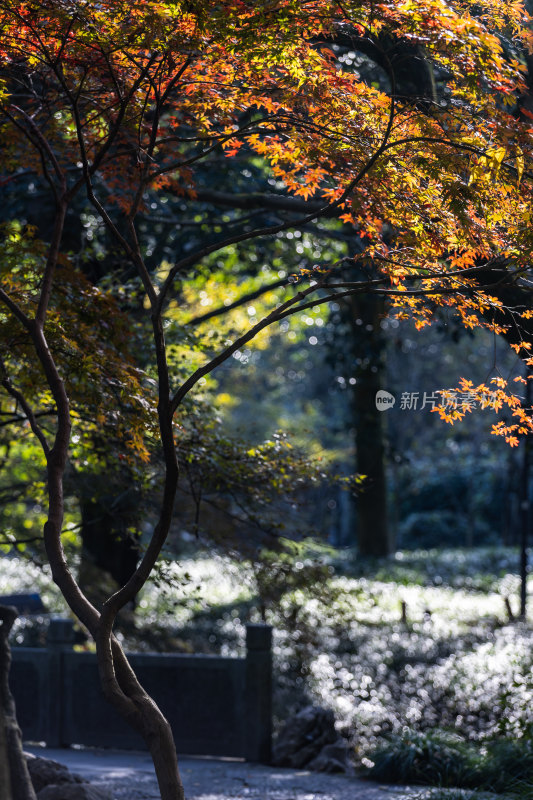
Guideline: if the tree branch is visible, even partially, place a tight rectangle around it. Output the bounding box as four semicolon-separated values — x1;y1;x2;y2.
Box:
157;92;398;313
185;276;288;326
171;280;322;413
0;357;50;456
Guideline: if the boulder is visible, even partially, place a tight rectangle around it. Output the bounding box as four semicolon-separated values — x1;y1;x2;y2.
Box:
25;754;85;792
272;705;339;769
25;753;112;799
37;785;113;800
307;738;352;773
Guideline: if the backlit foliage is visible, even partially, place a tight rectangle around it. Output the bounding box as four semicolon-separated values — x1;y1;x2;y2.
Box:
0;0;532;452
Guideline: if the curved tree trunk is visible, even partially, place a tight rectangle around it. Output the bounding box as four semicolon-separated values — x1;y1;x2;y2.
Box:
96;638;186;800
0;605;37;800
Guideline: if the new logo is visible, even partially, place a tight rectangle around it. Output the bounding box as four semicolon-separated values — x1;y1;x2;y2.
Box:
375;390;396;410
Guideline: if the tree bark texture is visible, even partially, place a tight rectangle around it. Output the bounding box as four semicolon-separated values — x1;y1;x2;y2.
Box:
0;605;37;800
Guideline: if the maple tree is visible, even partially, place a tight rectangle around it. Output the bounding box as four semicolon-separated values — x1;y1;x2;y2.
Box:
1;0;533;798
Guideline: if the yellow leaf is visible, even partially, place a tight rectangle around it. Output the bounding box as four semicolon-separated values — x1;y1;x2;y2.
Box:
487;146;506;164
516;146;524;185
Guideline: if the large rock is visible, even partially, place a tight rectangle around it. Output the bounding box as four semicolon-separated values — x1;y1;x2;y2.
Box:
37;785;113;800
307;739;352;773
25;754;85;792
25;753;112;799
272;705;340;769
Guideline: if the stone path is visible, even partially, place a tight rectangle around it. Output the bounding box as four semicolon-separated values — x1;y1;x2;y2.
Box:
26;747;425;800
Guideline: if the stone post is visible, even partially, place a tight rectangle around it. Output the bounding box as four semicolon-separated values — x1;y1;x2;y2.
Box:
46;618;74;747
244;623;272;764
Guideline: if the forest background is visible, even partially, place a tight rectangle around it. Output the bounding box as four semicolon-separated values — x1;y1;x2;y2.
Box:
0;1;533;799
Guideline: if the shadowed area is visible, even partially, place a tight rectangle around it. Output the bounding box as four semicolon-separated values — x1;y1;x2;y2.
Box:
25;747;419;800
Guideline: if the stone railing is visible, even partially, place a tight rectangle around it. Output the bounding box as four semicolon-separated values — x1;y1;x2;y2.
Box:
10;619;272;762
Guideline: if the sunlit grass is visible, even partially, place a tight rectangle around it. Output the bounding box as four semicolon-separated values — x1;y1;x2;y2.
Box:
128;547;533;763
2;545;533;776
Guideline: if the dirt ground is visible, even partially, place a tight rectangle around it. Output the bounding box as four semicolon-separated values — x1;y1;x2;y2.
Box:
26;746;425;800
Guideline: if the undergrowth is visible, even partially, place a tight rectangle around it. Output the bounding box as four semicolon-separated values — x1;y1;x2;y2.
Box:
366;729;533;796
2;545;533;795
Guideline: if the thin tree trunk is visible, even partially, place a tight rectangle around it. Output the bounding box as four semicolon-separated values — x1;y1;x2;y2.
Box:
0;141;186;800
101;641;186;800
0;605;37;800
32;273;185;800
147;724;185;800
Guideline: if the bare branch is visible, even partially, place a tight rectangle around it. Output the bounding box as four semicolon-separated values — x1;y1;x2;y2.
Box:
36;202;67;327
192;187;329;214
186;276;288;326
157;101;399;314
171;256;526;411
0;289;32;332
8;104;66;191
0;356;50;456
171;281;322;413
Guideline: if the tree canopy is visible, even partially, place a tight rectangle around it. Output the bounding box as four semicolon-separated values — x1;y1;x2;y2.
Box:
1;0;532;438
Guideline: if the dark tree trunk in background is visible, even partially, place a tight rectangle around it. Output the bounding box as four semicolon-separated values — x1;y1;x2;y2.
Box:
354;362;390;556
519;371;531;619
76;470;141;610
79;495;139;603
0;605;37;800
335;44;435;558
347;291;393;557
